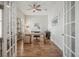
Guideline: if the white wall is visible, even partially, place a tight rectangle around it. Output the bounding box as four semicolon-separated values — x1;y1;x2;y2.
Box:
48;2;64;50
75;1;79;56
48;1;79;57
27;15;48;32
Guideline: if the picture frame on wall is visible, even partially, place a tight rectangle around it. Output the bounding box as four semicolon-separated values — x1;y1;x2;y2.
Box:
52;16;58;26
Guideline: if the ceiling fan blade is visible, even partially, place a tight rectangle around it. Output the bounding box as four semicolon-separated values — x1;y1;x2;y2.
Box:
33;4;36;9
36;5;40;8
36;9;41;11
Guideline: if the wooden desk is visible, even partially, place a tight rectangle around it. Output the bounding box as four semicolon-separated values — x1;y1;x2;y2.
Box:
24;32;46;44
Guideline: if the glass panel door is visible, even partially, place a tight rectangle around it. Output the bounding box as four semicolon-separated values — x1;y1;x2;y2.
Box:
6;1;16;57
0;7;2;57
64;1;75;57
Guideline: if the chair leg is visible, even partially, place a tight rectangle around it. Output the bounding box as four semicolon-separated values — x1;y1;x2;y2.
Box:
44;37;47;44
35;37;40;42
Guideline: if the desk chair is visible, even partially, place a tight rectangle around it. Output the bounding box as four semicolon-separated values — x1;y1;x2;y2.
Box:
34;35;40;42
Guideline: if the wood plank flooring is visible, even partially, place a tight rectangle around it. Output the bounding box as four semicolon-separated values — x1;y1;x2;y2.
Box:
17;39;63;57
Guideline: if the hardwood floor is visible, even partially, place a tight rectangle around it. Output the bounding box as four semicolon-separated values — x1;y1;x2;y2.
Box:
17;39;63;57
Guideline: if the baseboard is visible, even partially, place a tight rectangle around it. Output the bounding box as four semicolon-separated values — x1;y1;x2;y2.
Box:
51;39;63;53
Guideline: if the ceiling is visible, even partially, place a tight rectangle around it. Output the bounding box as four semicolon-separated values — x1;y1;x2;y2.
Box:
15;1;54;15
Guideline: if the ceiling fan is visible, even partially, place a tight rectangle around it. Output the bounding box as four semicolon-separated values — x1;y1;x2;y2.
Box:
26;2;47;12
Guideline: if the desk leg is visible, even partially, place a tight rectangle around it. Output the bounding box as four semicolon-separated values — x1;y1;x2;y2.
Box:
31;35;33;43
30;35;31;44
44;36;46;44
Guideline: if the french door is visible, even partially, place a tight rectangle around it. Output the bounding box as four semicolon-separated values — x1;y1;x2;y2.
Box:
63;1;75;57
0;5;3;57
2;1;17;57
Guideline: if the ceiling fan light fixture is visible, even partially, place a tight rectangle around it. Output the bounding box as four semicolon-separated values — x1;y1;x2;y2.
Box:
33;8;36;11
27;2;46;12
33;8;36;12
